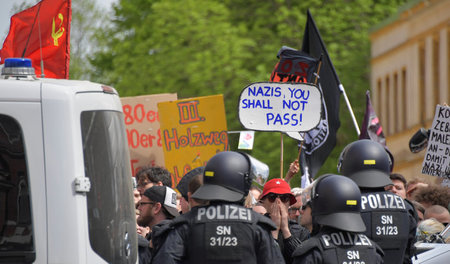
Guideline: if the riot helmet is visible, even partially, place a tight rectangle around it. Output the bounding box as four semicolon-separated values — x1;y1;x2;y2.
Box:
310;174;366;232
192;151;252;202
176;166;205;201
337;139;392;188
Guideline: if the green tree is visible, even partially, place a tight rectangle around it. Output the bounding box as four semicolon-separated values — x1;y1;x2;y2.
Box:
220;0;408;186
69;0;107;80
91;0;408;186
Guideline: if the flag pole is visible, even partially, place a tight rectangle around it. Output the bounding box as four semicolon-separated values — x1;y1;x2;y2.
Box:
297;55;323;162
313;55;323;85
339;84;360;136
280;133;284;178
37;11;45;78
21;1;42;57
304;10;360;137
297;139;304;161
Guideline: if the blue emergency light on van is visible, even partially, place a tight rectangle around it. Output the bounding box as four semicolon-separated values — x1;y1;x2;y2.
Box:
1;58;35;78
4;58;32;67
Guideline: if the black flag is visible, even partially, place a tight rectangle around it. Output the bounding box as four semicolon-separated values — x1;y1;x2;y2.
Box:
359;90;394;171
300;10;341;179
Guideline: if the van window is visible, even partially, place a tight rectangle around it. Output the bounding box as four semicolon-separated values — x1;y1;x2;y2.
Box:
81;111;137;264
0;115;35;263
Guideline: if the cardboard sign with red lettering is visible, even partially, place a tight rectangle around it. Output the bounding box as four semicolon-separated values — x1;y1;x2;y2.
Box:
121;93;177;176
158;94;228;185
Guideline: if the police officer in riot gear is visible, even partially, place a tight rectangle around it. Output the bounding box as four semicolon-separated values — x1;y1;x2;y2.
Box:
292;174;384;264
151;151;285;264
338;139;417;264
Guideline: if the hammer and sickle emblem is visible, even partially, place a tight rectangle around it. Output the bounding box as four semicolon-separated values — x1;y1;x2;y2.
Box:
52;13;65;46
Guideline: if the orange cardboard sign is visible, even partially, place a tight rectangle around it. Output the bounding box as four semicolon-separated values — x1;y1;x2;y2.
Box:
121;93;177;176
158;95;228;185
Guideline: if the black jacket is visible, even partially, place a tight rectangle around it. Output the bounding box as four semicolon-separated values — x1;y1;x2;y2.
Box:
359;188;417;264
292;227;384;264
138;234;151;264
152;204;285;264
264;213;310;264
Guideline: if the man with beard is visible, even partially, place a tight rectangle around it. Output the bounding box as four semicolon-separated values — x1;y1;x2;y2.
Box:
137;185;179;263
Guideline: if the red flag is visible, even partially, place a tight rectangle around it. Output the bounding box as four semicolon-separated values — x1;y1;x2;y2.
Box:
0;0;71;79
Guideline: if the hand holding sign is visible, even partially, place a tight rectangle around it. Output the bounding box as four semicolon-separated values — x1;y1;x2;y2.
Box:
239;82;322;132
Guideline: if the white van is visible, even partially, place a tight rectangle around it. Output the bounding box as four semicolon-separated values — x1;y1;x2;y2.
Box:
0;58;137;263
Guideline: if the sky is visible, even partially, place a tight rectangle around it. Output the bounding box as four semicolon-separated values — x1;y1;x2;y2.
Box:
0;0;116;45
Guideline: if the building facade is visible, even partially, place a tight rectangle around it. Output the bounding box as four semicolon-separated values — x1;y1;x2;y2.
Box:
370;0;450;183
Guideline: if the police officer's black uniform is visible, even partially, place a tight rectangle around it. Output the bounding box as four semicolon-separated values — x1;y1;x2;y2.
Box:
338;139;417;264
151;151;285;264
292;174;384;264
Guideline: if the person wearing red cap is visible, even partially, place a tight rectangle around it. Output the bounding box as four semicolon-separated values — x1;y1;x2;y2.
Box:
260;178;310;264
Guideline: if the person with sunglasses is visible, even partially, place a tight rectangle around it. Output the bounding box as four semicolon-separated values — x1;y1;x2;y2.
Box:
288;187;303;223
299;201;313;233
260;178;310;264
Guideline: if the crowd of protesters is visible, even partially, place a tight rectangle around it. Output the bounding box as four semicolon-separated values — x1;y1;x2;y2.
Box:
133;139;450;264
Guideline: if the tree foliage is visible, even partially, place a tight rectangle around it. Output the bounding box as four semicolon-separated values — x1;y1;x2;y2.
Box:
89;0;408;186
69;0;108;79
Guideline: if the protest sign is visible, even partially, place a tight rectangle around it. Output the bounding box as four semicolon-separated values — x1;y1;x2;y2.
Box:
121;93;177;176
238;82;322;132
238;131;255;150
158;95;228;185
421;104;450;178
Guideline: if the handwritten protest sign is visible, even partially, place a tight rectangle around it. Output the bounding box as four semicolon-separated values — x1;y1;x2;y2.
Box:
158;95;228;185
238;82;322;132
121;93;177;176
421;105;450;178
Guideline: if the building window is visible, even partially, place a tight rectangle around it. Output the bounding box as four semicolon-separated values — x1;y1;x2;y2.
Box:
377;78;382;128
385;75;390;135
433;33;440;108
402;68;407;129
448;27;450;104
394;72;399;133
419;41;426;125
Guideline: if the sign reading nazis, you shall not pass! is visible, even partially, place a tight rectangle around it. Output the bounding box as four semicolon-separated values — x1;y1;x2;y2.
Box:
239;82;322;132
421;104;450;179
